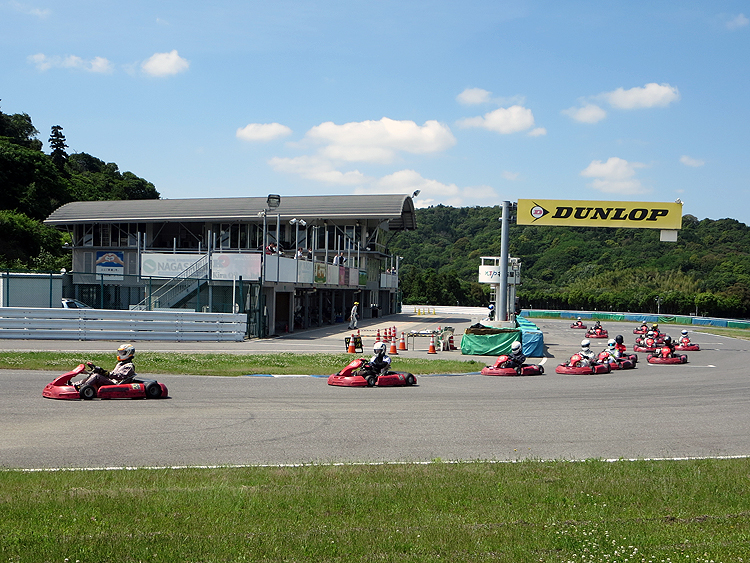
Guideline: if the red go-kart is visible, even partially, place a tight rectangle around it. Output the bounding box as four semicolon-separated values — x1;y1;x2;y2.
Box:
43;364;168;400
555;354;611;375
481;355;545;376
647;348;688;364
328;358;416;387
633;325;651;334
586;328;609;339
675;339;700;351
597;351;635;370
570;322;587;329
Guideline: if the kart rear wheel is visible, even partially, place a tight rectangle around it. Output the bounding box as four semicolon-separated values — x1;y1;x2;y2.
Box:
538;365;544;374
406;373;416;385
366;375;377;387
79;384;96;400
145;382;162;399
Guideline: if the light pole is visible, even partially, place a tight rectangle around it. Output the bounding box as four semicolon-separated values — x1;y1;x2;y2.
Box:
258;194;280;338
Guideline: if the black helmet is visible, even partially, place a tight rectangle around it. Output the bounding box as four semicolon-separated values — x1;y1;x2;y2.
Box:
615;334;624;344
664;335;672;344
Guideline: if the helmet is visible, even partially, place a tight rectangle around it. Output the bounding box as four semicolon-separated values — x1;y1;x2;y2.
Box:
354;301;359;305
117;343;135;362
577;316;581;321
681;329;688;335
615;334;624;344
652;323;658;329
607;339;616;348
373;342;386;355
647;331;654;337
581;339;590;349
664;335;672;344
511;341;522;352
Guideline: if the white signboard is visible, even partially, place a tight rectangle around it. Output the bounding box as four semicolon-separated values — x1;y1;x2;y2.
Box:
141;253;261;280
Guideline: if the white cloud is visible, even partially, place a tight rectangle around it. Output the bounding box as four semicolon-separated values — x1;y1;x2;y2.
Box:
236;123;292;142
580;157;648;194
603;83;680;109
269;155;370;186
502;171;519;181
304;117;456;164
456;87;492;105
9;1;50;17
355;169;497;208
727;13;749;30
141;50;189;77
528;127;546;137
562;103;607;123
457;105;536;134
28;53;113;73
680;155;705;167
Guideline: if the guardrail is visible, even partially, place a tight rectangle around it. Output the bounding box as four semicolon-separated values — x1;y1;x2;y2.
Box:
521;309;750;330
0;307;247;342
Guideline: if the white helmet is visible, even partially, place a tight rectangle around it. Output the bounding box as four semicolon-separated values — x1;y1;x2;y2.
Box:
511;341;522;352
577;316;582;321
117;343;135;362
647;331;654;337
373;342;386;355
607;339;616;348
581;339;590;349
681;329;688;335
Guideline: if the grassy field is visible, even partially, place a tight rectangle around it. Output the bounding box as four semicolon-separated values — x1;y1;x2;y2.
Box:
2;459;749;562
0;351;486;376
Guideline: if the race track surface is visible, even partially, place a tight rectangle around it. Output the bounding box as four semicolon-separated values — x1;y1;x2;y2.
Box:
2;317;749;469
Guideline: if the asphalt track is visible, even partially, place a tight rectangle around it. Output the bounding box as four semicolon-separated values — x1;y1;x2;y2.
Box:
2;310;749;469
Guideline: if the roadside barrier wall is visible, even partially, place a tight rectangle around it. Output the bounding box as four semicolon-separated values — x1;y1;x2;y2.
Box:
521;310;749;329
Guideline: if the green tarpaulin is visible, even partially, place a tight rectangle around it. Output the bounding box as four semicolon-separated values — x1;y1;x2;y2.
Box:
460;329;521;356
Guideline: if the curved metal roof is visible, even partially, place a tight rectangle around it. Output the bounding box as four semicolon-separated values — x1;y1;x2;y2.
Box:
44;194;417;230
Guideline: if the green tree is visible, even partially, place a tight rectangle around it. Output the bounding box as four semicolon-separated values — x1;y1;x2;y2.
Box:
48;125;68;170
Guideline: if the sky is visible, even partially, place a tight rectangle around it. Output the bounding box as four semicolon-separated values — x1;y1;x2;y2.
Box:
2;1;749;224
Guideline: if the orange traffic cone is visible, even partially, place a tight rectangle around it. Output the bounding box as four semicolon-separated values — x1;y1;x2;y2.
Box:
398;332;407;351
375;329;381;342
448;333;457;350
392;326;397;341
348;335;356;354
389;338;398;355
428;335;437;354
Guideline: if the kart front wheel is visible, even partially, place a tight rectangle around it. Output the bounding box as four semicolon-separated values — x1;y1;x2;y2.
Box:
366;375;377;387
145;382;162;399
79;384;96;400
406;374;416;386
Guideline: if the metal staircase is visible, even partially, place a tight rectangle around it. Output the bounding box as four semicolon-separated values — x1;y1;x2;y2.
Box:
133;255;210;311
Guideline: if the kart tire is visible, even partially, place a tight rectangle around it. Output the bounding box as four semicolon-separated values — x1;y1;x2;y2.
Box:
406;373;416;386
366;375;377;387
538;365;544;374
145;382;162;399
79;384;96;400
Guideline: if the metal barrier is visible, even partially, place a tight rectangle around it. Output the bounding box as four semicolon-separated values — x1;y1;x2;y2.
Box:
0;307;247;342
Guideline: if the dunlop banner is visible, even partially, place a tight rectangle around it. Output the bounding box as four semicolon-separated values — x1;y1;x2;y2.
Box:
517;199;683;229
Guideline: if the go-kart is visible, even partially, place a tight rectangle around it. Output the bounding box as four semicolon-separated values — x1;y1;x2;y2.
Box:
647;348;688;364
328;358;416;387
481;355;544;376
634;338;659;352
555;354;611;375
633;325;650;334
675;339;700;351
570;322;587;329
585;328;608;339
43;364;168;400
597;352;635;370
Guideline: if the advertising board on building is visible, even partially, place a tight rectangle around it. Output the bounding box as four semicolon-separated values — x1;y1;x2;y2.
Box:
517;199;683;230
96;251;125;280
140;253;261;280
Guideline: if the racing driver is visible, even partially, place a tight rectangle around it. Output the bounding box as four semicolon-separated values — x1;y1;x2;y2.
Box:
72;343;136;391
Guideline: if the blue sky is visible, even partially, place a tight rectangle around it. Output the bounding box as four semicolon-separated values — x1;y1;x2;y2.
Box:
2;1;749;224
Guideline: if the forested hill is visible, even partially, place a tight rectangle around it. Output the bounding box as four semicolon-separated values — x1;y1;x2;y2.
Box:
390;205;750;319
0;106;159;270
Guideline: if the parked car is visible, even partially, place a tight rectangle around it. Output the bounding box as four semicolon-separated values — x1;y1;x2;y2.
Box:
61;298;93;309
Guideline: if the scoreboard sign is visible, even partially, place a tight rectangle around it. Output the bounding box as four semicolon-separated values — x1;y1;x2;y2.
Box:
517;199;683;230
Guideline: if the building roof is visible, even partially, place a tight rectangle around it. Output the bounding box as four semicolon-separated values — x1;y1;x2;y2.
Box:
44;194;417;230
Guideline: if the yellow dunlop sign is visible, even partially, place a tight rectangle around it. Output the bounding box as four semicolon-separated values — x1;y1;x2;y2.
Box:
517;199;683;230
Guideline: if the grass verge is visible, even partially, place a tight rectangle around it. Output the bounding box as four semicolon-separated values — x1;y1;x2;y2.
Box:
0;351;486;376
2;459;749;562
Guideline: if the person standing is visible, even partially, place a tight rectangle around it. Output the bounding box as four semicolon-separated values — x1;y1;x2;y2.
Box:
349;301;359;329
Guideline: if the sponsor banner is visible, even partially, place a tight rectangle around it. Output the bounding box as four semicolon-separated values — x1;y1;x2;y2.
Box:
314;262;327;284
96;251;124;280
141;253;261;280
517;199;683;229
